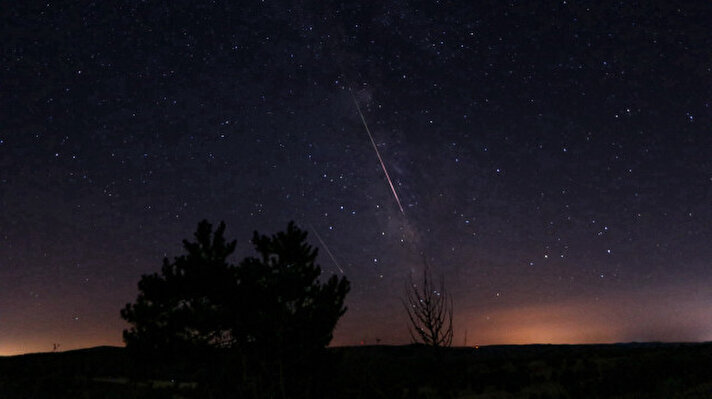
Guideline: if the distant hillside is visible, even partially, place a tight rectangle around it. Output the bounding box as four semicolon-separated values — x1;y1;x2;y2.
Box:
1;343;712;398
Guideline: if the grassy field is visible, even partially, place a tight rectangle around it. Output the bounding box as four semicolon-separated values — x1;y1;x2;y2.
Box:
1;343;711;398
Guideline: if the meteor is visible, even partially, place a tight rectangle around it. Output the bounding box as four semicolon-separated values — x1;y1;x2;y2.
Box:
351;92;405;215
310;225;345;274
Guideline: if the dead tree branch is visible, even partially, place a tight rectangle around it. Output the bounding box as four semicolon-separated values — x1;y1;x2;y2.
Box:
402;261;453;347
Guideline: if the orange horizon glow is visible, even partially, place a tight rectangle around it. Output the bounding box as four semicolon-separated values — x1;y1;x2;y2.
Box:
331;280;712;348
4;282;712;356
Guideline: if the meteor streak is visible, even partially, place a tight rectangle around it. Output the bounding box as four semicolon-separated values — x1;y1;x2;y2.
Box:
351;92;406;215
310;225;345;274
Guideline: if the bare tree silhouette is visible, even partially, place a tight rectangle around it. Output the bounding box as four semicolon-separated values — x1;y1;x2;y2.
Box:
403;261;454;347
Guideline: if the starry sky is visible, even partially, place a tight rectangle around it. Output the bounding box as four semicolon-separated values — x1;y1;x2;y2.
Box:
2;1;712;355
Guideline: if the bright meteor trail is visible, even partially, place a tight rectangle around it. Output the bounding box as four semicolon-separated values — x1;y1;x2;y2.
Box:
351;92;406;215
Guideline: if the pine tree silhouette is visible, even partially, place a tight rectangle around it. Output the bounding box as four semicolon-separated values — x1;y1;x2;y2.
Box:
234;221;350;353
121;220;350;397
121;220;236;357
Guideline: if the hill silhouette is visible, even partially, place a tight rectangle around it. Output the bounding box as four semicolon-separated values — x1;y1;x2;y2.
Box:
2;343;712;398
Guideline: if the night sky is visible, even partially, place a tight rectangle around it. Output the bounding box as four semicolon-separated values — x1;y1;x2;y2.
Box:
2;1;712;355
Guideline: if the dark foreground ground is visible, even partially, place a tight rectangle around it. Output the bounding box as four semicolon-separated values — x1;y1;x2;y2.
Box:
1;342;711;398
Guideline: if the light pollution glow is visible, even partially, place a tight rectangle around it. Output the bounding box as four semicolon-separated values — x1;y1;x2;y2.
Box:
3;280;711;356
331;279;712;347
461;285;712;345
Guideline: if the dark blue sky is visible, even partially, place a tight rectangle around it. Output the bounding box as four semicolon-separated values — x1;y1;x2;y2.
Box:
2;1;711;354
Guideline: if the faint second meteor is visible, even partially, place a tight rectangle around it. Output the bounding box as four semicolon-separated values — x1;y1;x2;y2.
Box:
310;224;345;274
351;92;405;215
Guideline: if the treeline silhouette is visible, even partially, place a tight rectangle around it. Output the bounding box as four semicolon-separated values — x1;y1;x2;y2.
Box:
121;220;350;398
